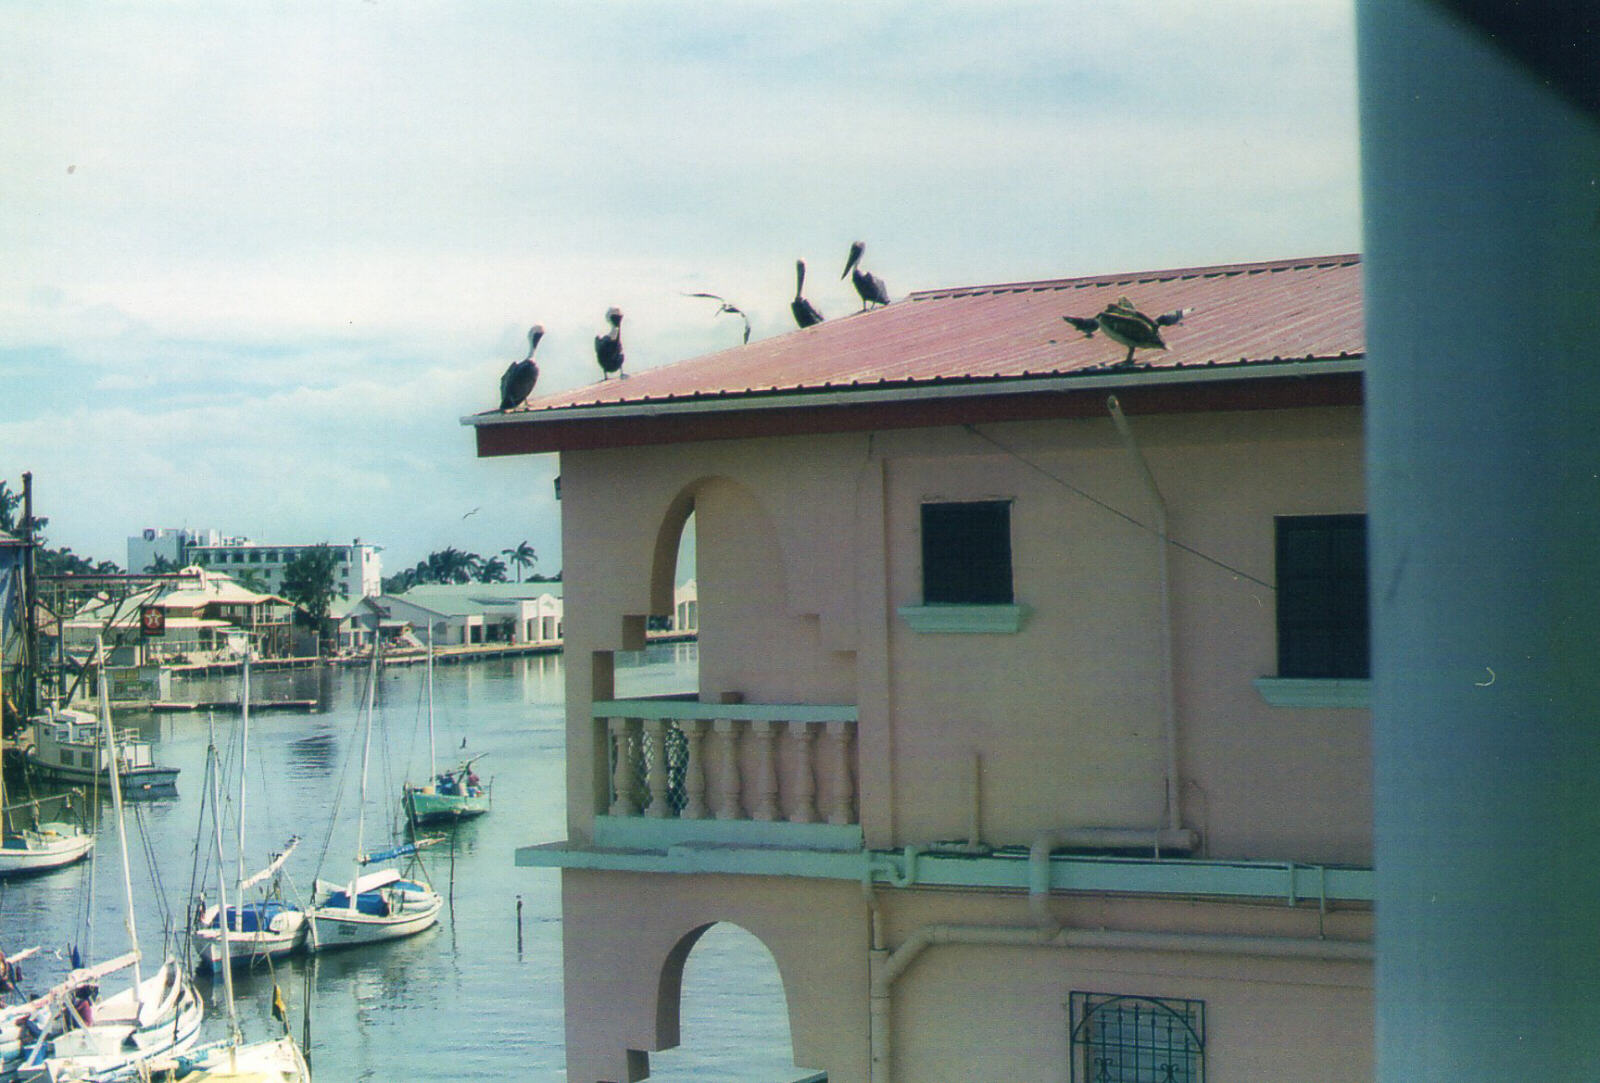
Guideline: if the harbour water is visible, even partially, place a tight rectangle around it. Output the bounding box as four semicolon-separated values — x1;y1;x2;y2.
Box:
1;643;804;1081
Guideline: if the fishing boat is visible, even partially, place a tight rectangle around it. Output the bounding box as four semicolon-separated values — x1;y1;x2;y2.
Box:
19;640;203;1082
190;654;308;971
400;631;490;827
307;644;441;951
23;707;178;793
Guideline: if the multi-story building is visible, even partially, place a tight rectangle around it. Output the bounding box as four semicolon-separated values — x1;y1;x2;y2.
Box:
186;539;382;600
468;254;1371;1083
126;527;223;574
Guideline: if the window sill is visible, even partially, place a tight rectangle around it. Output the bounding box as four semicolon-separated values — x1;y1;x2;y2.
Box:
1252;677;1370;709
897;604;1030;635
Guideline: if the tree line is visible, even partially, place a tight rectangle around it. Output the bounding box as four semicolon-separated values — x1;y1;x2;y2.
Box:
380;541;556;593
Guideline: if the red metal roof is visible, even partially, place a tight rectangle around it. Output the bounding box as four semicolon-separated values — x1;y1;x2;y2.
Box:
477;254;1362;417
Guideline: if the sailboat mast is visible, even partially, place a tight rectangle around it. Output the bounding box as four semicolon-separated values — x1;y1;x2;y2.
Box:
206;717;239;1040
96;634;144;996
236;648;251;891
426;624;437;779
350;640;378;909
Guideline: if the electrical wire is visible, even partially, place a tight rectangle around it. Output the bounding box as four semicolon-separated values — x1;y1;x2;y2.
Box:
964;424;1276;591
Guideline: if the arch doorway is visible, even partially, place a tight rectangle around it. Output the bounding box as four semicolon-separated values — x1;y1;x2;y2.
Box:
641;923;821;1083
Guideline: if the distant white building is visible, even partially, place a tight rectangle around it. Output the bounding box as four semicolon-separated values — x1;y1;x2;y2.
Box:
126;527;223;574
186;539;383;600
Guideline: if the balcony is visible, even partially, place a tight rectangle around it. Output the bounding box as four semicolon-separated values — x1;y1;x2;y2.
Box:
594;696;862;852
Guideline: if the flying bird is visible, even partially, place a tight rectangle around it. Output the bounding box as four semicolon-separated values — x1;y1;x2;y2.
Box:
791;259;824;328
595;307;626;379
498;324;543;410
841;241;890;310
684;291;752;345
1062;298;1192;365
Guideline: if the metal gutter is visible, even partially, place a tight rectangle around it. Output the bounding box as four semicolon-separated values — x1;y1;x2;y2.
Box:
462;356;1365;429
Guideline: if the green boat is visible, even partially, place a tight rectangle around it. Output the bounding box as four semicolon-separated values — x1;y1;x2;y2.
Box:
402;758;491;826
400;633;491;827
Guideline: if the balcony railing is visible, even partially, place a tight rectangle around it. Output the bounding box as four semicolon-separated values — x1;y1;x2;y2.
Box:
595;698;859;832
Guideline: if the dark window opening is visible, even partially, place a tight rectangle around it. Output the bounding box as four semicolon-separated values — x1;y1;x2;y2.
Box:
1070;991;1205;1083
1275;513;1369;679
921;500;1014;605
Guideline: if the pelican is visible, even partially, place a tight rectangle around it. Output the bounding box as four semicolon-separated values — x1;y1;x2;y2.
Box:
498;324;543;409
791;259;824;328
595;307;625;378
684;291;752;345
1063;298;1192;365
841;241;890;309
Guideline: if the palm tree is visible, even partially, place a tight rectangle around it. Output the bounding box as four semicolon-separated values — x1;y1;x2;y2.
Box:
425;547;479;585
501;542;538;582
477;557;509;583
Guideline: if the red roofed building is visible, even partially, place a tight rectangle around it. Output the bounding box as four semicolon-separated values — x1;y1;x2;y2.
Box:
468;254;1372;1083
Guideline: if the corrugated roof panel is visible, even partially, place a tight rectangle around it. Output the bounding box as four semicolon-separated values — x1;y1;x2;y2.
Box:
480;254;1362;417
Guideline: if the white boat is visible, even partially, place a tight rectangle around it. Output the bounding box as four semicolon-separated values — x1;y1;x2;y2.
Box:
22;640;203;1082
23;707;178;793
400;630;491;827
21;959;204;1082
307;644;442;951
190;654;308;971
1;668;94;878
152;1034;309;1082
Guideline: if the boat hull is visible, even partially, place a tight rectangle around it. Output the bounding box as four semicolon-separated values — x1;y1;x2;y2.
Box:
159;1035;309;1083
191;905;308;971
307;879;442;951
402;786;490;825
22;759;179;793
0;827;94;877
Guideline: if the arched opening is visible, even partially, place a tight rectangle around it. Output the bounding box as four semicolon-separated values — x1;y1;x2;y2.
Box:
614;508;699;701
641;923;819;1082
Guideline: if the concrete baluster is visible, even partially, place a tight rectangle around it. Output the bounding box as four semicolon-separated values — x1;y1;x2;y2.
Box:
826;720;857;825
607;717;641;816
749;719;780;821
786;721;818;823
712;718;742;820
680;719;709;820
643;718;671;818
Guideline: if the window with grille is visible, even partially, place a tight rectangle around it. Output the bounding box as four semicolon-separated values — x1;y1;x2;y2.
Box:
1275;514;1369;679
1070;992;1205;1083
920;500;1014;605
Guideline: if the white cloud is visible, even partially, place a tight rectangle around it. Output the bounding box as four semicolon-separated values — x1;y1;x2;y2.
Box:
1;0;1360;571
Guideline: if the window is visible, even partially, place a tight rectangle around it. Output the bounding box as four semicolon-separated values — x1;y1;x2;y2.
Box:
1275;514;1369;679
920;500;1013;604
1070;992;1205;1083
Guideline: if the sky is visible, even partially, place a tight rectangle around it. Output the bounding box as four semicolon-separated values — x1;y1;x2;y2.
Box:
0;1;1360;580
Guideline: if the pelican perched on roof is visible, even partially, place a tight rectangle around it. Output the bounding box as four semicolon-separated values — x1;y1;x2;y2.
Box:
498;324;543;410
684;291;752;345
1063;297;1192;366
595;307;626;379
841;241;890;310
791;259;824;328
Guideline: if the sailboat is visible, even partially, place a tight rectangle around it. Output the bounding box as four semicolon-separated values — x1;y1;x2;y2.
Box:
150;723;310;1083
307;641;442;951
191;652;309;970
1;655;94;878
19;638;204;1082
400;629;490;827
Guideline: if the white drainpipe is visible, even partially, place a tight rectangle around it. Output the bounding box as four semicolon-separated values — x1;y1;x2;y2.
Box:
1107;395;1182;833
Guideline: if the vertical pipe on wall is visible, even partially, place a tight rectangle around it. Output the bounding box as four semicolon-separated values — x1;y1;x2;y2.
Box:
1359;4;1600;1078
1107;397;1182;832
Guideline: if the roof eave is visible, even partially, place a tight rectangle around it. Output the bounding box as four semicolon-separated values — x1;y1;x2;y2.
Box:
468;356;1364;457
